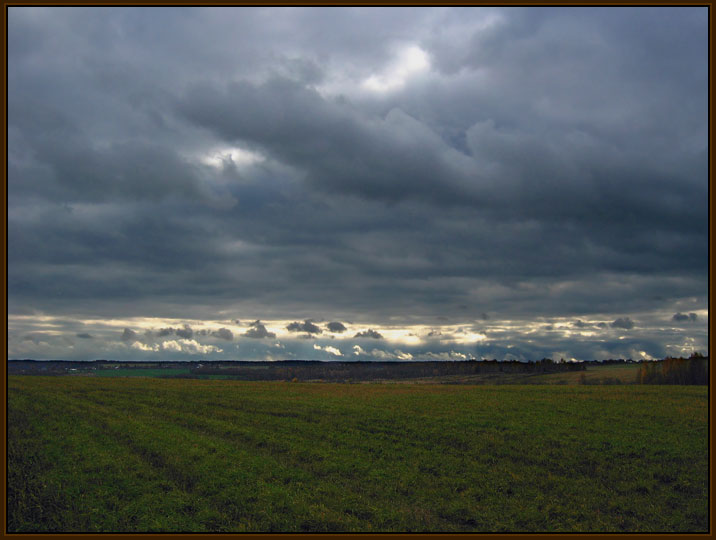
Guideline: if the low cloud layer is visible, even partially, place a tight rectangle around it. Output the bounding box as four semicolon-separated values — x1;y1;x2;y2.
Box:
7;311;708;362
7;7;707;361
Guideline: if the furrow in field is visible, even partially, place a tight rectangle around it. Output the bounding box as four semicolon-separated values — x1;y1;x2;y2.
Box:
8;383;209;531
26;382;484;529
62;380;485;465
31;387;386;530
59;380;490;502
9;378;708;532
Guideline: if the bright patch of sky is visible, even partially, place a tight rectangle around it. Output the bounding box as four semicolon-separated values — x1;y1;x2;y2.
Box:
199;146;264;168
362;44;430;93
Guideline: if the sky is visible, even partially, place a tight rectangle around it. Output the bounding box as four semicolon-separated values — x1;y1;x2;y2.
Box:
7;6;709;362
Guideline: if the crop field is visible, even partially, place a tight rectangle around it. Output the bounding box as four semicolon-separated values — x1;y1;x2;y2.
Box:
8;376;708;533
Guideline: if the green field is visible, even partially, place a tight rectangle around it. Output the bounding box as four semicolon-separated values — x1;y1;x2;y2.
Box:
8;376;708;532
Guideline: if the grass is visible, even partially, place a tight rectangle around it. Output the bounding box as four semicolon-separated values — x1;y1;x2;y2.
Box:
8;376;708;532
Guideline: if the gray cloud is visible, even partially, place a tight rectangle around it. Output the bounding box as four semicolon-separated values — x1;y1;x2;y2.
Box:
611;317;635;330
354;329;384;339
244;320;276;339
572;320;590;328
175;325;193;339
76;333;93;339
211;327;234;341
672;312;698;323
326;321;347;333
286;319;322;335
121;328;137;342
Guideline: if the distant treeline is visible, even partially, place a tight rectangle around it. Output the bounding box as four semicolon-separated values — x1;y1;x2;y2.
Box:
636;355;708;385
188;359;585;382
7;356;709;385
8;358;584;380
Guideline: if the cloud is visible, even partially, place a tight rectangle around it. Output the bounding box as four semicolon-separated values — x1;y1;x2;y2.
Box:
369;348;396;360
672;312;698;323
121;328;138;342
132;341;159;352
326;321;347;333
76;332;93;339
161;340;182;352
175;324;193;339
424;350;468;361
178;79;479;208
161;339;222;355
382;349;414;360
286;319;322;334
244;320;276;339
313;343;342;356
611;317;635;330
354;329;384;339
211;327;234;340
6;8;707;362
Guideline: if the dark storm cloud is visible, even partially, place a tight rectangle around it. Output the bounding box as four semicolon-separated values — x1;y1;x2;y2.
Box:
326;322;347;333
8;120;203;204
672;312;698;323
7;7;708;361
244;321;276;339
286;320;322;335
611;317;635;330
354;329;384;339
177;78;478;207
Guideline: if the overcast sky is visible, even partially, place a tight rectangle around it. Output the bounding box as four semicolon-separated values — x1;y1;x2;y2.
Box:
8;6;708;362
